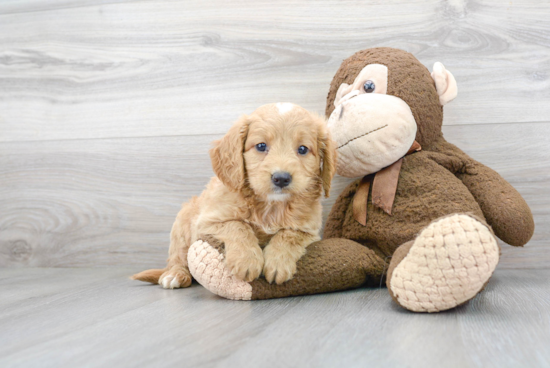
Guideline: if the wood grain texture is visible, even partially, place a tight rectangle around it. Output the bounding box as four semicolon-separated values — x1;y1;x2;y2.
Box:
0;134;213;267
1;122;547;268
1;268;549;367
0;0;549;142
0;0;548;269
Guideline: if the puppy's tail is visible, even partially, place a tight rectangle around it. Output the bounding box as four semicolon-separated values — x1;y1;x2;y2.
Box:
131;268;165;284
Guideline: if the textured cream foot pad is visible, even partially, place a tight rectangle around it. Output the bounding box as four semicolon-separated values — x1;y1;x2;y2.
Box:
389;214;499;313
188;240;253;300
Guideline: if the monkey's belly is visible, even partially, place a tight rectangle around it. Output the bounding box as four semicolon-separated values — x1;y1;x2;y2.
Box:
340;155;485;259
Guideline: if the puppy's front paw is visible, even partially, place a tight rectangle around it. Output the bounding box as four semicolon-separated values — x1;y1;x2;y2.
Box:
159;267;192;289
262;245;300;285
225;246;264;282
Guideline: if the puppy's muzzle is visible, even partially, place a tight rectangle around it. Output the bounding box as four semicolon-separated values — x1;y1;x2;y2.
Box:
272;171;292;188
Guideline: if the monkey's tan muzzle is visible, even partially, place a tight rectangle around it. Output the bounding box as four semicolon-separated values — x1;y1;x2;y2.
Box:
327;93;417;178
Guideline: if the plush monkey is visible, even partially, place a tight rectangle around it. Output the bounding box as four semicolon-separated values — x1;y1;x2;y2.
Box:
187;48;534;313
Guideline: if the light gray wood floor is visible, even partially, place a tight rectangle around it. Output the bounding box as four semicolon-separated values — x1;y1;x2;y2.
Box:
1;268;549;368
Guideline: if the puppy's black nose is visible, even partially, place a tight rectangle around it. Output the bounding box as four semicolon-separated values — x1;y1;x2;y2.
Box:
272;171;292;188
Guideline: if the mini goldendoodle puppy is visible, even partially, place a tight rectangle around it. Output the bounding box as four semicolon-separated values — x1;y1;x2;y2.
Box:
132;103;336;288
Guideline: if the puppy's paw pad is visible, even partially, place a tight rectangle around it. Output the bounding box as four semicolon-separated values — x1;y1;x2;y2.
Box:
159;269;192;289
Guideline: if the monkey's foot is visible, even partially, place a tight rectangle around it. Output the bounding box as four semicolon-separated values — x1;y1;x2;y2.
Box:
387;214;499;313
188;240;253;300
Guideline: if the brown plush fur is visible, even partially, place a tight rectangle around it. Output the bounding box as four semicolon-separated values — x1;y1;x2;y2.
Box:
132;103;336;287
324;151;486;259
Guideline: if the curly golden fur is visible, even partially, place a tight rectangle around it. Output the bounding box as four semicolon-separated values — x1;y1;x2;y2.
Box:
132;103;336;287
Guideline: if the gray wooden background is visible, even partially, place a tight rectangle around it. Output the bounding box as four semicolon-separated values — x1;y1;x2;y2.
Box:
0;0;548;269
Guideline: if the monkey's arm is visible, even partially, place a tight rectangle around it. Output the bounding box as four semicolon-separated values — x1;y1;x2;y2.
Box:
429;139;534;247
456;160;534;246
323;179;359;239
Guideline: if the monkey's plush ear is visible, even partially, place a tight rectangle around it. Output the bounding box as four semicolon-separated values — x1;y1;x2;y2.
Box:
431;62;458;106
209;116;250;192
334;83;353;107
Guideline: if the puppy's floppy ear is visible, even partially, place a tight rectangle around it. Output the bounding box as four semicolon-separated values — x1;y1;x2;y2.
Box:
317;120;337;198
209;115;250;192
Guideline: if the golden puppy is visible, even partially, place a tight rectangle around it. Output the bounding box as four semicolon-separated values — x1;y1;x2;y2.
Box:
132;103;336;288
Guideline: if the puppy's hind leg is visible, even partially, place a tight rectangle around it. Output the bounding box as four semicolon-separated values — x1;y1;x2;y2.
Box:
159;254;192;290
158;201;197;289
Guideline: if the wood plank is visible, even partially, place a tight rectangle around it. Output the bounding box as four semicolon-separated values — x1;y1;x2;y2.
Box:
0;268;549;367
0;121;547;268
0;135;215;268
1;0;549;142
0;268;129;312
0;0;136;15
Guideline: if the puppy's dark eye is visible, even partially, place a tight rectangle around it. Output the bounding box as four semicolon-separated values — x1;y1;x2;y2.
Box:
363;80;375;93
298;146;308;155
256;143;267;152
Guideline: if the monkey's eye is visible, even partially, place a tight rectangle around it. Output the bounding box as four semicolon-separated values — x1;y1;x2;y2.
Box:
298;146;309;155
363;80;375;93
256;143;267;152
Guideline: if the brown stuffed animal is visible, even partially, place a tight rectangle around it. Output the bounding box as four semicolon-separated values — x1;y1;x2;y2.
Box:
187;47;535;313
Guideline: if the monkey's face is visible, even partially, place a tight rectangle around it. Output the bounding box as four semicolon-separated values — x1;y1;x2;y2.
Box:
327;64;417;178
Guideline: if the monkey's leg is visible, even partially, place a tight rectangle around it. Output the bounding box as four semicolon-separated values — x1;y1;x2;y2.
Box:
386;213;499;313
187;235;385;300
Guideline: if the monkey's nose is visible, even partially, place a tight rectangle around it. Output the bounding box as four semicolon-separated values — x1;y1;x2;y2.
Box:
272;171;292;188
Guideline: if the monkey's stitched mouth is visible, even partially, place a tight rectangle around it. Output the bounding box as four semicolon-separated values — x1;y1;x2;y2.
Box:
337;124;389;150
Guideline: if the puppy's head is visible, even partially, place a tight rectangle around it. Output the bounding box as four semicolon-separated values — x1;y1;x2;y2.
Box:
210;103;336;201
